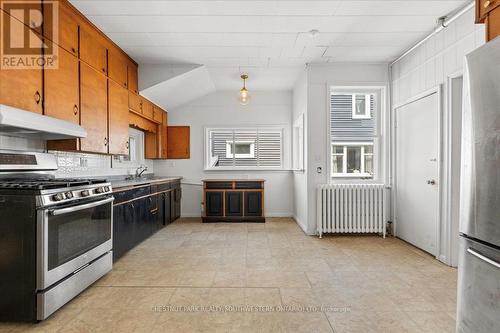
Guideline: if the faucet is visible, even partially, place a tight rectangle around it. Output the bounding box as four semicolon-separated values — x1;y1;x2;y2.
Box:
135;164;148;178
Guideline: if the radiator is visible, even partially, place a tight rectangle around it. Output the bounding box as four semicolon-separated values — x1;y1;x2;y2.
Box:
317;184;387;238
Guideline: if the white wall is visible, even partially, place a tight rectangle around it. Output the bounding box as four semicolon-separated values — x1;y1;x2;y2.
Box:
154;91;294;218
292;70;308;233
390;7;485;266
303;63;389;234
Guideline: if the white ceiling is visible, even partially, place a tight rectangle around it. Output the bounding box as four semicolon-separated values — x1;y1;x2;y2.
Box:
70;0;469;91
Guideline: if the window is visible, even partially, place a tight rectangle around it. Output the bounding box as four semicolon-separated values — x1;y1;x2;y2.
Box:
352;94;372;119
206;128;283;169
330;88;381;179
226;141;255;159
331;143;373;177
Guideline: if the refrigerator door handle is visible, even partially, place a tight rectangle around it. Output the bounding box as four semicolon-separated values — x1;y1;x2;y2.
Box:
467;248;500;269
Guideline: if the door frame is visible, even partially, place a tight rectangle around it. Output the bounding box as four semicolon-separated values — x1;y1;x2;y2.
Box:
445;70;464;267
392;85;443;259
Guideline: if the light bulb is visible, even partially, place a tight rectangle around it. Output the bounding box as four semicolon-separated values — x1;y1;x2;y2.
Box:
239;88;250;105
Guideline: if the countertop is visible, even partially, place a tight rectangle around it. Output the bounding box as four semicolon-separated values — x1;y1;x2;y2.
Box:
110;176;182;192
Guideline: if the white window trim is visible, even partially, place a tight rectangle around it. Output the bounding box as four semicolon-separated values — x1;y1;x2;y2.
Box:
225;140;255;159
331;142;374;178
352;94;372;119
204;127;284;171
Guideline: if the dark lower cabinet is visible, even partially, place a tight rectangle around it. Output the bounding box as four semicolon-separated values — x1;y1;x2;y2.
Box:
202;180;265;222
244;191;262;216
225;192;243;216
163;191;171;225
112;180;181;262
206;191;224;216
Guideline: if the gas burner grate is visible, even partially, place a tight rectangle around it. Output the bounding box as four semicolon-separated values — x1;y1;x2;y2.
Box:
0;178;107;190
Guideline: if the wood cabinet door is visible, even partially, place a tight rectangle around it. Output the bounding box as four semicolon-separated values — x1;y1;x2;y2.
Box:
145;131;158;159
128;92;142;113
244;192;263;217
1;0;42;35
80;62;108;153
141;97;154;119
160;112;168;158
80;24;107;75
108;47;128;88
477;0;500;22
225;192;243;216
167;126;190;159
487;7;500;41
127;61;138;94
43;0;78;56
0;10;43;114
44;46;79;123
108;79;130;155
205;192;224;216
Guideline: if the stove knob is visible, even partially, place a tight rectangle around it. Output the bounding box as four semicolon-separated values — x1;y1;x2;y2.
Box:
95;187;105;194
52;193;66;201
81;190;90;197
104;186;111;192
65;192;74;199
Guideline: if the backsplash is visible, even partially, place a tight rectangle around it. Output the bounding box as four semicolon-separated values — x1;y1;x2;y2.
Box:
0;134;154;178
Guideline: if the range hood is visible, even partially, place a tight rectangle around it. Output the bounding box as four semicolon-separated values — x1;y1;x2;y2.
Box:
0;104;87;140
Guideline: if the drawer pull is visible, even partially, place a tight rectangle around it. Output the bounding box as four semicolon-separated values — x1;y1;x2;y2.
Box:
73;104;78;115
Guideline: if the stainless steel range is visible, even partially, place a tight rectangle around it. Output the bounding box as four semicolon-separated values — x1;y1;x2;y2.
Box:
0;151;113;322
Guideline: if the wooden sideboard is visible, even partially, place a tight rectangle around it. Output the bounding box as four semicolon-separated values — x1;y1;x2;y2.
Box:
202;180;265;223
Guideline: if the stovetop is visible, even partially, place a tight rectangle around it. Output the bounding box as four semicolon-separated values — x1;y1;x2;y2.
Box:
0;178;107;190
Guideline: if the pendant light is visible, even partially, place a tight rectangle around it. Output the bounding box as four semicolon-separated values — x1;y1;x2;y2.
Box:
239;74;250;105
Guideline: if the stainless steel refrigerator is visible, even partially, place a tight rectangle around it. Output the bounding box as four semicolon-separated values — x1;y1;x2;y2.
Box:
457;37;500;333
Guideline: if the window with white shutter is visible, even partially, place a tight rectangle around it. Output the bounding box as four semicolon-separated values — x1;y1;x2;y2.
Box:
205;128;283;170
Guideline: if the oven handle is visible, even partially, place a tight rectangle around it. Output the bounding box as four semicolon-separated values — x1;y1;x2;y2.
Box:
49;197;114;216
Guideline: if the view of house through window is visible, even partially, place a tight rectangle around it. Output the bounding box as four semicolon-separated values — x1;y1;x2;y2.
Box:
206;128;283;169
330;89;379;179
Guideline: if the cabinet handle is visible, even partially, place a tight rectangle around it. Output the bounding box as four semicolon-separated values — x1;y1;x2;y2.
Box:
34;91;41;104
71;47;76;54
104;137;108;146
73;104;78;115
484;0;491;8
124;82;127;87
126;141;129;149
102;68;106;73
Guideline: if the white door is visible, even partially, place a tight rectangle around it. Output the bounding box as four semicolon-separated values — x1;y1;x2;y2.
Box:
396;93;440;255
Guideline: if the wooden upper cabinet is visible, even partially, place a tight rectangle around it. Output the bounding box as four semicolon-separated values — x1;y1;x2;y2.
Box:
80;24;107;75
129;92;142;113
80;62;108;154
167;126;190;159
152;105;163;123
127;61;139;94
145;132;158;159
44;46;79;123
160;112;168;159
43;0;79;56
0;11;43;114
487;6;500;40
0;66;43;114
108;47;128;88
141;97;154;119
108;79;130;155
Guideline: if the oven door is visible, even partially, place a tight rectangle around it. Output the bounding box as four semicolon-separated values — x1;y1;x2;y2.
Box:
37;196;114;290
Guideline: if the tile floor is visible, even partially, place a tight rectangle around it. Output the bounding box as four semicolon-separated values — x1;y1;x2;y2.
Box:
0;218;458;333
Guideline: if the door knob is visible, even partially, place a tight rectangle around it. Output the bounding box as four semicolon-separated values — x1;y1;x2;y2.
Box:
427;180;436;185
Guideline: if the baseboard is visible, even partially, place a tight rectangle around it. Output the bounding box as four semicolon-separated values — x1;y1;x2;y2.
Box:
181;212;293;218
